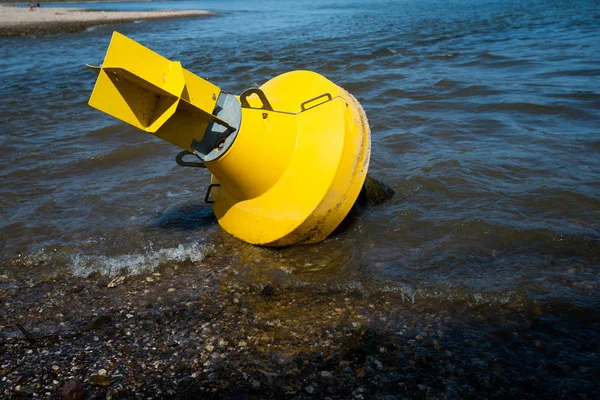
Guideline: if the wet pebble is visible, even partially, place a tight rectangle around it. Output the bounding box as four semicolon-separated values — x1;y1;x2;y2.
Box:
61;379;83;400
81;315;112;332
89;375;111;387
261;284;275;297
106;276;125;288
320;370;333;378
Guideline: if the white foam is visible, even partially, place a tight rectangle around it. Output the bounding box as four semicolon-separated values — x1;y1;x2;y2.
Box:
166;189;192;198
84;25;102;32
71;243;213;277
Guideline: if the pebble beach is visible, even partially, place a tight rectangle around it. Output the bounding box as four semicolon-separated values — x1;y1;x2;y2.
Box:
2;255;597;399
0;6;213;36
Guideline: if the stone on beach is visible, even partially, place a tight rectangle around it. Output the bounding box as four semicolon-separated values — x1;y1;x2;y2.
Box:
60;379;83;400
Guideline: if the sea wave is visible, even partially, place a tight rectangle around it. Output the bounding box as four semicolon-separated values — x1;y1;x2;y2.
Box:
71;243;214;277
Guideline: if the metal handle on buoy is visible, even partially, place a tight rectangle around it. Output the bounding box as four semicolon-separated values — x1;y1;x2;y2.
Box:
204;184;220;204
239;88;274;110
175;150;206;168
300;93;333;111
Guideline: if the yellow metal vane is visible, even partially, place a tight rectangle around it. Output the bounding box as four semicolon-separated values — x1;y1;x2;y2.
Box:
89;32;370;246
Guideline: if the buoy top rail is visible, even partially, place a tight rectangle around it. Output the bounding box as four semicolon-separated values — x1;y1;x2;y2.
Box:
89;32;371;246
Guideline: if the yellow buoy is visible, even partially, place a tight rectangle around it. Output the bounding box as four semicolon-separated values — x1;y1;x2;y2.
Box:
88;32;370;246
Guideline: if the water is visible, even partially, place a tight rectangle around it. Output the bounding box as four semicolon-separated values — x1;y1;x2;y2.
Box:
1;0;599;316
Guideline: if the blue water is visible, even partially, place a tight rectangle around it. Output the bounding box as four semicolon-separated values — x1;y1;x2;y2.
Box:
0;0;599;312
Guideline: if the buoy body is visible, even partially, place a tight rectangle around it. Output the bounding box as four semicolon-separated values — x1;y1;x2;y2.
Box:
88;32;370;246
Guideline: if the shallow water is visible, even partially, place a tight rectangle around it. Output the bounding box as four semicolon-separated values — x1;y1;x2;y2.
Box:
1;0;599;315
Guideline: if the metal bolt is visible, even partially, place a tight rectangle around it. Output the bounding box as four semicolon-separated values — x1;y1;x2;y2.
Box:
262;113;268;119
212;94;216;100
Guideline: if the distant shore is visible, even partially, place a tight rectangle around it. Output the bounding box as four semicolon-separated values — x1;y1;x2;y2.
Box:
0;6;214;36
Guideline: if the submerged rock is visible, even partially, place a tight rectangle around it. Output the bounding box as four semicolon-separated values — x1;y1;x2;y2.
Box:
361;175;395;206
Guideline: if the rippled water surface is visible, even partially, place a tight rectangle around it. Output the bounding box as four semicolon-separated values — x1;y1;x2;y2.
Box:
1;0;599;313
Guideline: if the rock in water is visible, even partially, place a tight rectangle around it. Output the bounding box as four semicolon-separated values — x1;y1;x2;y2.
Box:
361;176;395;205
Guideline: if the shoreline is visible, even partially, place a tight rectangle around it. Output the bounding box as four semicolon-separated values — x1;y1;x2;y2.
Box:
0;6;214;36
0;255;597;398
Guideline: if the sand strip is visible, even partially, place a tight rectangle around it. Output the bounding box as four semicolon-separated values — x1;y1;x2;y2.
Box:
0;6;214;36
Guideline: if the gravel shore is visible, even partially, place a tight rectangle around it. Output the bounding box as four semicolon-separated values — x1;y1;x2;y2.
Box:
0;6;213;36
1;252;598;399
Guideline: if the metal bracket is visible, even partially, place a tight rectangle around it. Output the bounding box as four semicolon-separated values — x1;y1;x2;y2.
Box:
204;183;220;204
176;150;206;168
300;93;333;111
239;88;274;111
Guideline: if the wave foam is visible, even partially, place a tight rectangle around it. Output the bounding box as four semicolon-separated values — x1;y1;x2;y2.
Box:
71;243;213;277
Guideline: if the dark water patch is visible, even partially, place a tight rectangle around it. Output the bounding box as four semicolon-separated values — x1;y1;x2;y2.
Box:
368;47;397;59
451;84;503;98
428;52;461;60
538;68;600;78
343;63;372;73
151;203;217;230
250;65;278;77
587;139;600;151
59;141;167;173
433;78;459;89
458;57;539;69
476;51;510;61
545;91;600;109
339;79;381;95
476;102;597;120
84;123;138;141
1;165;48;181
